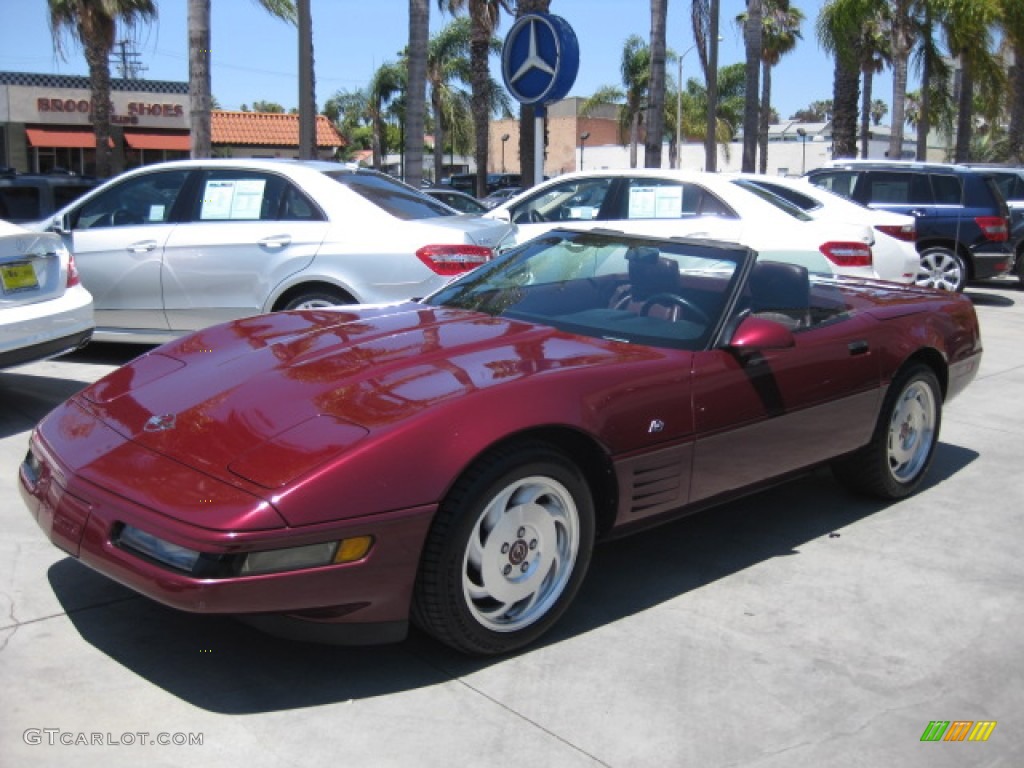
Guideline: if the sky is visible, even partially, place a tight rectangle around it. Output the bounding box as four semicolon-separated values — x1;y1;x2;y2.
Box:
0;0;902;124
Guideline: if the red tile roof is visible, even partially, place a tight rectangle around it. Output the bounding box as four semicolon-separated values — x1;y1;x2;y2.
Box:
212;110;345;148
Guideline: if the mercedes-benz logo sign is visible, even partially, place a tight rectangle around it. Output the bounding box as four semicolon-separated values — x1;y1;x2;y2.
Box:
501;13;579;107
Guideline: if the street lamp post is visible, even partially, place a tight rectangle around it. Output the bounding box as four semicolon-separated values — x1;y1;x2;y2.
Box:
579;131;590;171
501;133;510;174
797;127;807;175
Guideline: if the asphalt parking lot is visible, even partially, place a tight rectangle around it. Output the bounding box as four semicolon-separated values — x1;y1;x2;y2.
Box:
1;280;1022;768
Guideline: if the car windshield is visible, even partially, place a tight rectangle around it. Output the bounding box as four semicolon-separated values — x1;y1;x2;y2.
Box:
424;229;749;351
323;169;455;220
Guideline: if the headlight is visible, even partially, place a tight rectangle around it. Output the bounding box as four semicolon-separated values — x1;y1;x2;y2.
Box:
119;525;201;571
239;537;373;576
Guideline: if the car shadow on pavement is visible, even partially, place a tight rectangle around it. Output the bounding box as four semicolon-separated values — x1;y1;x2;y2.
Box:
46;441;978;715
0;371;92;439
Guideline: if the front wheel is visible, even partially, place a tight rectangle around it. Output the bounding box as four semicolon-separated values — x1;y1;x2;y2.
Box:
832;363;942;499
413;441;595;656
280;288;352;311
916;247;967;292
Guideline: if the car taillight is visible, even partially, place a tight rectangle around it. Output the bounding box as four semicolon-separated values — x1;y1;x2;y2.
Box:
975;216;1008;242
876;224;916;242
819;241;873;267
416;244;493;276
66;252;81;287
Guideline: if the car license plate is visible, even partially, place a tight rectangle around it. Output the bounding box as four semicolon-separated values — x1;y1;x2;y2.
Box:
0;262;38;292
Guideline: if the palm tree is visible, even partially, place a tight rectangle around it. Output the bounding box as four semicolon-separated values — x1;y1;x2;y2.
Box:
427;18;473;183
741;0;763;172
1000;0;1024;162
188;0;296;160
737;0;804;173
368;62;406;170
583;35;652;168
406;0;430;186
439;0;513;198
515;0;550;188
886;0;918;162
945;0;1003;162
817;0;867;159
855;8;886;159
644;0;669;168
693;0;723;171
48;0;157;178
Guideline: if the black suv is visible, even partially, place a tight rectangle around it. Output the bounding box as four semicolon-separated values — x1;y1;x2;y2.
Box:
806;161;1013;291
970;166;1024;283
0;170;99;224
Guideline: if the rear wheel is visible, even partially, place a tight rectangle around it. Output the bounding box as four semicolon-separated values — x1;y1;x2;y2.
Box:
916;247;967;292
832;363;942;499
413;441;595;656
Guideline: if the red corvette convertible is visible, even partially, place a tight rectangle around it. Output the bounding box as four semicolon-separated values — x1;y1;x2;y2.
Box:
20;229;981;655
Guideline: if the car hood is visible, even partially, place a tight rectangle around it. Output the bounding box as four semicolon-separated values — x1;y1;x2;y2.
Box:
74;302;648;501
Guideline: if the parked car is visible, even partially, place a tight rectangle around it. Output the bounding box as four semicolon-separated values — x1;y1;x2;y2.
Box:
0;220;93;368
423;187;489;214
486;173;521;194
728;173;919;284
26;159;511;343
805;160;1013;291
481;187;523;209
0;170;99;224
21;227;981;655
968;166;1024;284
485;169;882;281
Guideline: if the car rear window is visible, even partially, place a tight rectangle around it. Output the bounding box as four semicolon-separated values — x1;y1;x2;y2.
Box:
324;170;454;220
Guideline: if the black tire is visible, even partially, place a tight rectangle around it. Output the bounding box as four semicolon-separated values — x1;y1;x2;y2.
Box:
412;441;595;656
832;363;942;499
916;247;967;292
280;288;351;311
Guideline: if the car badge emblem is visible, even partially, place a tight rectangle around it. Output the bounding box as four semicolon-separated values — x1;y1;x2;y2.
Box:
144;413;177;432
648;419;665;434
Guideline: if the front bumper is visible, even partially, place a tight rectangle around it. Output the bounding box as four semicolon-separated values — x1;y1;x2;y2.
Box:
20;414;437;643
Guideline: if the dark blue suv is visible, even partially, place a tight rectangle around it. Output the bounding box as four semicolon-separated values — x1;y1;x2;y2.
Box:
806;162;1013;291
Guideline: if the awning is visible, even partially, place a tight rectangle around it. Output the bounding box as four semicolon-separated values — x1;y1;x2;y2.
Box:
25;127;105;148
124;131;191;151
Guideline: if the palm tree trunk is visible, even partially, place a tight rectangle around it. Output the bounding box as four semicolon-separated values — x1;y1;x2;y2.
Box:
832;55;859;159
188;0;212;159
915;6;934;162
888;7;912;161
297;0;316;160
1010;43;1024;163
954;56;973;162
432;86;445;184
84;36;117;177
758;63;770;174
405;0;428;186
644;0;668;168
859;69;872;159
703;0;721;172
741;0;762;173
629;112;640;168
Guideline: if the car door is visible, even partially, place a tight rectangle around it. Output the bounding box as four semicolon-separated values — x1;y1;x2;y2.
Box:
856;171;943;238
688;268;881;504
64;169;191;331
161;168;329;332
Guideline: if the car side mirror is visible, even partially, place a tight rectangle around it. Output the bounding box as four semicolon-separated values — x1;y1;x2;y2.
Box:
727;316;796;353
50;214;70;235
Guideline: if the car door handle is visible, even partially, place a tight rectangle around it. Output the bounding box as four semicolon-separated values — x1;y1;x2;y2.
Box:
848;340;870;356
127;240;158;253
259;235;292;249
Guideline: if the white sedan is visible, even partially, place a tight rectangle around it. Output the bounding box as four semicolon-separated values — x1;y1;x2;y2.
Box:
728;173;919;283
0;220;93;368
485;169;880;280
29;159;511;344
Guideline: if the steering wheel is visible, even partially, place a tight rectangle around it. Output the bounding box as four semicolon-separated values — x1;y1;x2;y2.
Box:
640;293;710;323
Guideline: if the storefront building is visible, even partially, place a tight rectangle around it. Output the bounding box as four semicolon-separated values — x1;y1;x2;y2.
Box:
1;71;190;175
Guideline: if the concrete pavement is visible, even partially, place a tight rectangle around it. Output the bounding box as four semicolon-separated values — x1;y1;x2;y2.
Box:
1;284;1022;767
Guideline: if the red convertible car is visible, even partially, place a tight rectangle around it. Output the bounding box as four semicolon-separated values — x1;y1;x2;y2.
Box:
20;229;981;655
